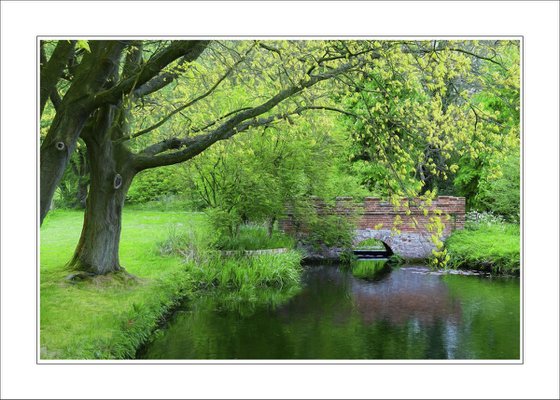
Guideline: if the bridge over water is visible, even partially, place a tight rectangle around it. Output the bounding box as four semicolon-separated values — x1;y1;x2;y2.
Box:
281;196;466;260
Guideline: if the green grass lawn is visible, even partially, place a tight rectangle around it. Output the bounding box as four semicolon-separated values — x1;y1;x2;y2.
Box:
445;224;520;274
40;209;204;359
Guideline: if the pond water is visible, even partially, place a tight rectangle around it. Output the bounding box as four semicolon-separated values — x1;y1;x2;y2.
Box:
138;264;520;360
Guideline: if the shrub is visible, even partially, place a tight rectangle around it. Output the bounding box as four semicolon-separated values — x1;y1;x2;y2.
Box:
206;208;242;240
339;249;357;265
476;151;520;223
157;224;303;292
125;198;194;211
303;214;355;249
157;221;216;262
127;167;188;204
387;254;405;266
464;210;506;230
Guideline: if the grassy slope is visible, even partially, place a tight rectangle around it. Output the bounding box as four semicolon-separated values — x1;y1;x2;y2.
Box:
40;209;203;359
445;224;520;273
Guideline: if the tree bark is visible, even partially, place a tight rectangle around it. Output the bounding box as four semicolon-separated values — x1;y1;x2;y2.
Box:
40;106;92;223
267;216;276;238
68;110;135;275
40;40;76;116
40;40;127;224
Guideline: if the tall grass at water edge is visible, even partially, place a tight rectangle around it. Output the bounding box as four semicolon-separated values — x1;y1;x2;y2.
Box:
157;221;303;293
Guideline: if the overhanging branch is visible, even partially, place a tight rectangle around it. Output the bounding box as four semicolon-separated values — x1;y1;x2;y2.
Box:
40;40;76;115
132;56;364;171
117;43;255;144
92;40;210;107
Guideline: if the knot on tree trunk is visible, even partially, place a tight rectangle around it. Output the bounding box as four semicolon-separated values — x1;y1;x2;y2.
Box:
167;137;183;150
55;141;65;151
113;173;123;189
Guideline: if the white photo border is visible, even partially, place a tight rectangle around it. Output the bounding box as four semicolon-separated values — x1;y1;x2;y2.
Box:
1;1;558;399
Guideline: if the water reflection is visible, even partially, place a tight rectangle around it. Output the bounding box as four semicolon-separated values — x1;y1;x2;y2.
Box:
350;266;462;326
138;265;520;360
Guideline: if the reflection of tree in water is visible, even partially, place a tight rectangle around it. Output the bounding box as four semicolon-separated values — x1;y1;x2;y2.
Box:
351;268;463;327
276;265;355;326
140;265;519;360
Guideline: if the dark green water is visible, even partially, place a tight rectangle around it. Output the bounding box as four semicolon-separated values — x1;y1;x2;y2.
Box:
138;265;520;360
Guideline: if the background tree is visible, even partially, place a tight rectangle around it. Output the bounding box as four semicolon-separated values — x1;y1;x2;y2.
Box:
453;42;520;213
182;109;366;240
338;40;519;206
474;150;520;222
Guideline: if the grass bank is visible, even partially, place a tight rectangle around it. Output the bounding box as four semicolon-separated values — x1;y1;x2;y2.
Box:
445;224;520;274
40;209;202;359
40;209;302;359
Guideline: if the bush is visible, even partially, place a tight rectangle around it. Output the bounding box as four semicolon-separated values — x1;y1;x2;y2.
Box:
339;249;357;265
303;214;355;249
476;152;520;223
387;254;405;266
125;198;195;211
127;167;188;204
157;223;303;292
206;208;242;240
157;222;216;262
464;210;506;230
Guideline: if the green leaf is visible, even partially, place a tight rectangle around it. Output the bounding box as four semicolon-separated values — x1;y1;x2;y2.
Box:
76;40;91;53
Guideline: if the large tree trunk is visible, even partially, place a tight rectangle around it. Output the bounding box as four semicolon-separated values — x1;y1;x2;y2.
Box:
40;41;128;225
68;116;135;275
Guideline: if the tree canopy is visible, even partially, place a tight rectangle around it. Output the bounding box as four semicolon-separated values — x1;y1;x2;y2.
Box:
39;39;520;275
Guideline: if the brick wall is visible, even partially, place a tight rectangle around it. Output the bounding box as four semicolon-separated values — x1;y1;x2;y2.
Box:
280;196;466;236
